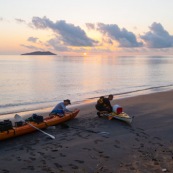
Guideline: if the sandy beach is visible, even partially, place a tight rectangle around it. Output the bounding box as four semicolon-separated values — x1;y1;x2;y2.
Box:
0;90;173;173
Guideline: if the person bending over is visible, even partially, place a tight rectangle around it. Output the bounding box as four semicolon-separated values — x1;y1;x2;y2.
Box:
95;94;114;113
50;99;71;117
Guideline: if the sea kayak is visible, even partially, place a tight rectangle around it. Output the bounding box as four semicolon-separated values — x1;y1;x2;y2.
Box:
97;111;133;124
0;110;80;141
109;112;133;124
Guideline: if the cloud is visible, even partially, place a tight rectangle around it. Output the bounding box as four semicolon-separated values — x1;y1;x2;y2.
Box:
27;37;38;43
97;23;143;48
15;18;26;23
31;16;97;47
20;44;43;50
140;22;173;48
0;17;3;21
86;23;95;30
47;38;71;52
104;38;113;45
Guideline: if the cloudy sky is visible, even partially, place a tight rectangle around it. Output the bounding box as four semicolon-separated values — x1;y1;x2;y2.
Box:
0;0;173;55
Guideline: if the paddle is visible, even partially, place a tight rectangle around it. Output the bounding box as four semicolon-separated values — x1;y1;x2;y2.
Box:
14;114;55;139
98;111;113;120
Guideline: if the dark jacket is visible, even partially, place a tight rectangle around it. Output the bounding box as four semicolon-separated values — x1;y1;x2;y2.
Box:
95;97;112;112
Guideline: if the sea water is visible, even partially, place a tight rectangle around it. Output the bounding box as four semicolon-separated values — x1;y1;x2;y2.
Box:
0;55;173;115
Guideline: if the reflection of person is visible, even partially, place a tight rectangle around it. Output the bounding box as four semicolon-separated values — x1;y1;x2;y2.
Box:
49;99;71;116
95;94;114;113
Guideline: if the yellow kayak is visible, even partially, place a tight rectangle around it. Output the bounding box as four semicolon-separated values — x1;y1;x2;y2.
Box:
97;111;133;124
109;112;133;124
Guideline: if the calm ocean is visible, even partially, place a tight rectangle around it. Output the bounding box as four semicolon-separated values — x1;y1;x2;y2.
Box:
0;55;173;115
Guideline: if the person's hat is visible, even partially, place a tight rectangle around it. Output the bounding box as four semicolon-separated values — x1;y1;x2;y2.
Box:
65;99;71;104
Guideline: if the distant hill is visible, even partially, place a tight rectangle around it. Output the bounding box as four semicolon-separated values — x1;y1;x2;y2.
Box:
21;51;56;55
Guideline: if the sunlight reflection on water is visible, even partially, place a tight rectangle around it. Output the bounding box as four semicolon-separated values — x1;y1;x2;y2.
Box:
0;55;173;115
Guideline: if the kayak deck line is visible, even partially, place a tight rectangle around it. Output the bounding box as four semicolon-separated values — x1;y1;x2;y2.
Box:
97;111;134;125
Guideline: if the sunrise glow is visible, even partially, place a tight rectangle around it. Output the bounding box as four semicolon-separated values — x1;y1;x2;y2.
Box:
0;0;173;55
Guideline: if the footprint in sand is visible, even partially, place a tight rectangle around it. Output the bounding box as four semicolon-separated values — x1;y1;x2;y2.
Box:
135;133;140;137
153;136;161;140
82;147;91;151
41;159;46;164
93;147;103;153
29;157;36;161
136;127;145;131
60;153;66;157
75;160;85;164
51;149;58;152
140;143;144;148
54;163;63;168
58;145;63;148
2;169;10;173
114;144;120;148
127;128;135;132
129;166;136;170
26;166;35;170
69;164;79;169
137;149;144;153
154;161;159;165
100;155;110;159
101;135;109;139
156;143;164;147
140;131;149;136
37;151;45;156
16;156;21;161
19;147;24;150
94;139;103;144
78;134;89;139
30;153;36;156
89;154;97;159
135;138;139;141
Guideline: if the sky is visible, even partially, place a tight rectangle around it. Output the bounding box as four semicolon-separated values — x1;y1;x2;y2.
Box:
0;0;173;55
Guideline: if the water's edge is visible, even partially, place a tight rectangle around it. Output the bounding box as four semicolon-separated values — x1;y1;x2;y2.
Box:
1;84;173;120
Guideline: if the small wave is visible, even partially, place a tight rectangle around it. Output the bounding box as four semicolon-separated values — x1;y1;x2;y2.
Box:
0;102;39;109
87;84;173;99
0;100;56;115
1;84;173;116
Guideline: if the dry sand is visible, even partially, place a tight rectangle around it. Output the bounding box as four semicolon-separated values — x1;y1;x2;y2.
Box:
0;90;173;173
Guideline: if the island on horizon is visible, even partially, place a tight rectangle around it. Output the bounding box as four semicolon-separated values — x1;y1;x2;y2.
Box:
21;51;56;55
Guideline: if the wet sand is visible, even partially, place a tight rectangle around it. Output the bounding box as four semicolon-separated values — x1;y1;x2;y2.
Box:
0;90;173;173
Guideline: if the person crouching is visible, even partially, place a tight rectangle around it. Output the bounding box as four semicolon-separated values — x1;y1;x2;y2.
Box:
50;99;71;117
95;95;114;113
